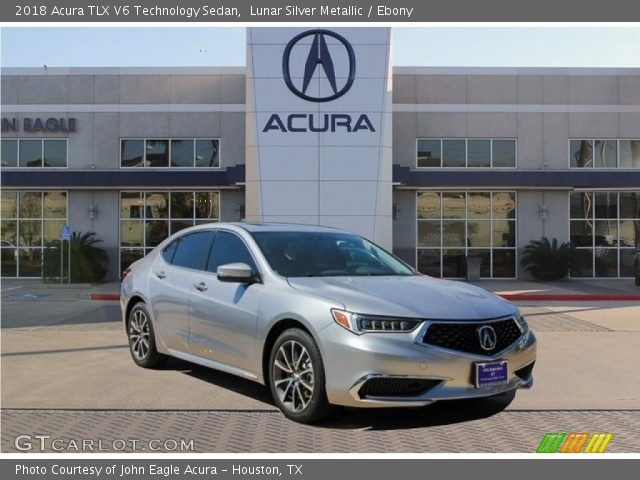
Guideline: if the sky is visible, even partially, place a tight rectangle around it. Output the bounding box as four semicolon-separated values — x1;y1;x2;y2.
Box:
1;27;639;68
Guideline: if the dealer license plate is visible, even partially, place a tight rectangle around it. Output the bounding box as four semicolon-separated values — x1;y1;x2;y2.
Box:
475;360;508;388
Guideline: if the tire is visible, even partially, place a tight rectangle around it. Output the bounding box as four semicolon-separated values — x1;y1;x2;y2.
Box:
268;328;331;423
127;302;165;368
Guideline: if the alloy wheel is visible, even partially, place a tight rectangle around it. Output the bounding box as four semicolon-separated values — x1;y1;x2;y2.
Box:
272;340;315;412
129;309;150;361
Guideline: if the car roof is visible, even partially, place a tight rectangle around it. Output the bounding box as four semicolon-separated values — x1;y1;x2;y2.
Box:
195;222;347;234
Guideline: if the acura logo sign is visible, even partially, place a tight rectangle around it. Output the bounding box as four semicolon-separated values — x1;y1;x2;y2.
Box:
282;29;356;102
477;325;498;351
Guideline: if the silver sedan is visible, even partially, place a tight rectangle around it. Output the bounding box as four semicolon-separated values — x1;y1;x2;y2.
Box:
121;223;536;423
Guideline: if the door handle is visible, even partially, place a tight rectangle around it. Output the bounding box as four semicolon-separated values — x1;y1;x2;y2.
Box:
194;281;208;292
155;270;167;279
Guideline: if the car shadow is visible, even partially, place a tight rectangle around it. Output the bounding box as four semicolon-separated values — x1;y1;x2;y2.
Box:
161;357;276;406
161;357;515;430
321;391;516;431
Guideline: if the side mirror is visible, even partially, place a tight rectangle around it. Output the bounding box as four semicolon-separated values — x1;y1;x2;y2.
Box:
217;263;258;284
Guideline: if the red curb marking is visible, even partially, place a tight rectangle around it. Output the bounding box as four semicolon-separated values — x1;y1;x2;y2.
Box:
90;293;120;301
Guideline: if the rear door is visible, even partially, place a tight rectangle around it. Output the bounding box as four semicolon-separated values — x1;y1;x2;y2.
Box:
149;230;213;352
188;230;263;373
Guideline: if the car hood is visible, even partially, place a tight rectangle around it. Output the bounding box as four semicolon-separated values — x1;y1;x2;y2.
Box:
287;275;515;320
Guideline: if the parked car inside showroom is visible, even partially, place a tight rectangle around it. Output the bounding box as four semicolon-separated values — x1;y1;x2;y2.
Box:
121;223;536;423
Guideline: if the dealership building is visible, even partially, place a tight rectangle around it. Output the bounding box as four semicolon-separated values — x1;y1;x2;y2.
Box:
1;27;639;281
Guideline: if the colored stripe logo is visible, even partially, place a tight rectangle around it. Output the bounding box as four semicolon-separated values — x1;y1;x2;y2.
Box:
536;433;613;453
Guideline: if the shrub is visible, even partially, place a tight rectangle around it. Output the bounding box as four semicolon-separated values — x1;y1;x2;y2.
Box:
43;231;109;283
520;237;576;281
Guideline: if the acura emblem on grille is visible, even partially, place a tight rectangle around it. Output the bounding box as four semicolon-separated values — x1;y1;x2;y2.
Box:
477;325;498;351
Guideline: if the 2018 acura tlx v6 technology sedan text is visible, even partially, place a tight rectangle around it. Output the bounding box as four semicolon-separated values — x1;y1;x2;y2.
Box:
121;223;536;423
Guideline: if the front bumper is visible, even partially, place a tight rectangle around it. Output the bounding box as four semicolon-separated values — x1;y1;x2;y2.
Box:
317;319;536;408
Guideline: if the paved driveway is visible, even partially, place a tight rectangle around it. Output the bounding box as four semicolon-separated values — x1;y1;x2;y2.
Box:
1;284;639;452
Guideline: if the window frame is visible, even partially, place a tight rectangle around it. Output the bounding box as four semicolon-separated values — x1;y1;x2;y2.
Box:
119;190;221;273
0;190;69;278
1;138;68;169
416;138;517;169
568;139;640;169
568;190;640;279
415;190;518;279
119;137;221;169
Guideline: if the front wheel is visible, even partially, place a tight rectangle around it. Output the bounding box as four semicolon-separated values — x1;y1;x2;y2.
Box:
268;328;330;423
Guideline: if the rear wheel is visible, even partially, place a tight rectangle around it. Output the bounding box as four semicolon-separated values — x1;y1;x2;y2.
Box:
268;328;330;423
127;302;165;368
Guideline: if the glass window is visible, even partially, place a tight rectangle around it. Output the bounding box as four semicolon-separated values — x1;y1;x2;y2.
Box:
466;192;491;219
162;240;179;263
442;140;466;168
417;191;517;278
206;231;257;273
170;139;194;167
119;191;220;272
0;191;67;278
569;191;640;278
43;140;67;167
417;249;440;277
145;192;168;219
442;192;465;219
145;140;169;167
417;139;441;167
619;140;640;168
492;140;516;167
467;140;490;167
594;192;617;219
1;140;17;167
571;140;640;169
19;192;42;218
122;138;220;168
19;140;42;167
44;192;67;218
121;192;144;219
195;139;219;168
417;192;441;219
195;192;220;220
595;140;617;168
570;192;592;219
417;221;440;248
171;231;212;270
121;140;144;167
570;140;593;168
145;221;169;247
417;138;516;168
1;191;18;219
171;192;194;218
619;192;640;219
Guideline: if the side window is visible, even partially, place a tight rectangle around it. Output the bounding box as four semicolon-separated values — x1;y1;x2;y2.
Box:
171;231;213;270
162;239;179;263
207;231;258;273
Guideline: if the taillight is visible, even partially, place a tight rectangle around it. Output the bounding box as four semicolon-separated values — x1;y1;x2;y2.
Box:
121;267;132;281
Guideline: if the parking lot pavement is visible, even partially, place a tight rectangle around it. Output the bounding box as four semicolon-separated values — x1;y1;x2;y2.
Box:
1;283;639;452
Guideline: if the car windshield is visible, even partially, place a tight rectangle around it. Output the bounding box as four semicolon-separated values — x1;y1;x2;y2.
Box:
251;231;415;277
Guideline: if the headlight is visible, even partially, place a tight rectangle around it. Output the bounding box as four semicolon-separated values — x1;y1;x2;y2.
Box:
514;308;528;333
331;309;422;334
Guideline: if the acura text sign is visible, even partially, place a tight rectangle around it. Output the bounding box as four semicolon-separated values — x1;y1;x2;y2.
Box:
246;27;393;248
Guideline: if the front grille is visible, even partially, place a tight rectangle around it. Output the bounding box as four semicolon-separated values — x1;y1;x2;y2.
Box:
422;318;522;356
358;377;442;398
515;361;535;381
